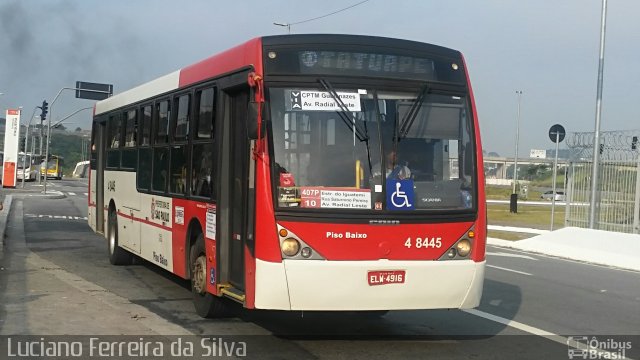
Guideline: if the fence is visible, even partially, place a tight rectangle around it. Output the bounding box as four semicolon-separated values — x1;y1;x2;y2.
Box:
565;130;640;233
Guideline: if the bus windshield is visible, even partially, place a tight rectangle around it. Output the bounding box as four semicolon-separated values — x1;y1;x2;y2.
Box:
269;84;476;212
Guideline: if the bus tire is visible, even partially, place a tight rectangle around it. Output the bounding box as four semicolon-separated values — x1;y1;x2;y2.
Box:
190;234;227;318
108;209;131;265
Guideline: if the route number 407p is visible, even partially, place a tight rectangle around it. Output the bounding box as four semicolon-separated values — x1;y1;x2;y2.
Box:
404;237;442;249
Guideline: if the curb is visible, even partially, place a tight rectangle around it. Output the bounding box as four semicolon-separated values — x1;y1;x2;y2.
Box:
13;191;67;200
0;195;14;254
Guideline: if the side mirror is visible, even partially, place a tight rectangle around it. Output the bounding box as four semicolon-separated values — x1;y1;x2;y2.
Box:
247;101;265;140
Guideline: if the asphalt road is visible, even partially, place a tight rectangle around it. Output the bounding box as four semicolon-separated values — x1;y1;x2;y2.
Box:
1;178;638;359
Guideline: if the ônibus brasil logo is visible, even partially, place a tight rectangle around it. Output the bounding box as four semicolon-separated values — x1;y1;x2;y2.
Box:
567;336;632;359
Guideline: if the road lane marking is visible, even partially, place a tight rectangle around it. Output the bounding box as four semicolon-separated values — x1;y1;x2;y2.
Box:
25;213;88;220
68;192;76;195
486;265;532;276
486;251;538;260
463;308;555;336
463;309;636;360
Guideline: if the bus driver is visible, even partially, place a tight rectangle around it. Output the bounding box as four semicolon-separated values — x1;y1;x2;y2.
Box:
371;149;412;181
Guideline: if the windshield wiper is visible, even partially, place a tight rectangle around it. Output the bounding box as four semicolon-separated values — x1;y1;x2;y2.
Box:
397;84;430;140
318;79;369;142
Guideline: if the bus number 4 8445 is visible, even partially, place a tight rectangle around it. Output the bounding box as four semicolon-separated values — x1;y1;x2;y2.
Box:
404;237;442;249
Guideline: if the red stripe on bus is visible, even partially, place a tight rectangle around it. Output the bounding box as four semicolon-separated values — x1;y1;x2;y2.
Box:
461;54;487;263
117;211;172;232
178;38;263;88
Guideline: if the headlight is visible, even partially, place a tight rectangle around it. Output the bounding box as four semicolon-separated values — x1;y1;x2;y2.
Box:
456;239;472;257
281;238;300;257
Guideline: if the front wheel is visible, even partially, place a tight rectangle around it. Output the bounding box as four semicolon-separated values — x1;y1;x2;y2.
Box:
190;234;228;318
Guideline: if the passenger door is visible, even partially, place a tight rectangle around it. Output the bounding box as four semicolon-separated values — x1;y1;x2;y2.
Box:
217;73;252;291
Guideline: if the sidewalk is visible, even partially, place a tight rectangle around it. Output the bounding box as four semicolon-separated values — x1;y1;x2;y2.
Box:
0;194;191;335
488;226;640;272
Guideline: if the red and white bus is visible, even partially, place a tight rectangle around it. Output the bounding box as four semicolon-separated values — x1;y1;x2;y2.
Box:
89;34;486;318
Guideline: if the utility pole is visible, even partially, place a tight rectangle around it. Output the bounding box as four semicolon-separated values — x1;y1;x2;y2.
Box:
589;0;608;229
510;90;523;213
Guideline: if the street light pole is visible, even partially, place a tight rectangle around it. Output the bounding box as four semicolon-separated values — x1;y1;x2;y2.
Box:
273;22;291;34
589;0;608;229
512;90;523;193
510;90;523;213
43;87;110;194
21;107;39;188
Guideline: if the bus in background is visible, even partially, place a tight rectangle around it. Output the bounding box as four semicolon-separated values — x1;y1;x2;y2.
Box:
41;155;64;180
88;34;486;318
17;153;42;181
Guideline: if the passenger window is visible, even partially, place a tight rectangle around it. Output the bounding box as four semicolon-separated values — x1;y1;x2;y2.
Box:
137;148;152;190
174;94;190;141
124;109;137;147
191;143;214;198
108;114;122;148
155;100;170;144
195;88;215;139
140;105;152;146
152;147;169;192
170;145;188;195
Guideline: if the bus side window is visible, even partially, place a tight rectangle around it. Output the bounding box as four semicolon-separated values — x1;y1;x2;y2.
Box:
108;114;122;148
174;94;190;141
152;147;169;193
195;88;215;139
122;109;138;169
155;100;170;144
191;143;214;198
138;148;152;190
170;145;187;195
107;113;122;169
124;109;137;147
140;105;152;146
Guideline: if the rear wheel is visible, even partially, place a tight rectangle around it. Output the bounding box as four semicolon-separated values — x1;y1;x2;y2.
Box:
190;234;228;318
108;209;132;265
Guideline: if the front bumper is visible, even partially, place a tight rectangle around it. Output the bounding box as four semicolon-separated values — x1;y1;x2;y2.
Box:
254;259;485;311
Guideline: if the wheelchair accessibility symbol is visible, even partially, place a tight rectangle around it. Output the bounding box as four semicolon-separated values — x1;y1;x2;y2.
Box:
386;180;414;210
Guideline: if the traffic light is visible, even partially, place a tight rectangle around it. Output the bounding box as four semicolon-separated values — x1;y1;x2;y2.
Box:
40;100;49;121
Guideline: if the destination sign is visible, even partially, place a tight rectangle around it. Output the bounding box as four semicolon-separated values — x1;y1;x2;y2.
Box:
265;48;465;83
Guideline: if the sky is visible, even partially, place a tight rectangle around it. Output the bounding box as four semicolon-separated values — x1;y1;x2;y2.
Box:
1;0;638;156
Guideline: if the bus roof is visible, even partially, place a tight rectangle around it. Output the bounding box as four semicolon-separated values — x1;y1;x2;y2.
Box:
94;34;462;117
261;34;461;58
95;37;263;116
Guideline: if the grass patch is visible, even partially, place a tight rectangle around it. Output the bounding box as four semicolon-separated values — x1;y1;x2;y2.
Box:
487;230;537;241
485;185;543;201
487;203;564;229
